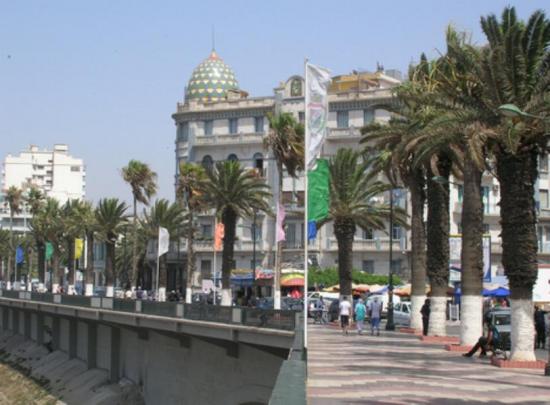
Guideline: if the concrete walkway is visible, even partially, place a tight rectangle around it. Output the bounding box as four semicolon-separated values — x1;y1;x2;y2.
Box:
308;323;550;404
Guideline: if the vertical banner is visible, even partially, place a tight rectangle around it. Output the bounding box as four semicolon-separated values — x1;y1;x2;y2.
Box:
305;63;331;170
214;223;224;251
276;202;286;242
74;238;84;260
158;227;170;257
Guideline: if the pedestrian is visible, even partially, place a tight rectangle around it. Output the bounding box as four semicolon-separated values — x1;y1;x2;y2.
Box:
421;298;430;336
339;296;352;336
369;296;383;336
355;298;367;335
534;306;546;349
463;319;500;358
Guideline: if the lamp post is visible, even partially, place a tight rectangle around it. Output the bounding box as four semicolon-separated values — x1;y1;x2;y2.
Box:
386;188;395;331
498;104;550;376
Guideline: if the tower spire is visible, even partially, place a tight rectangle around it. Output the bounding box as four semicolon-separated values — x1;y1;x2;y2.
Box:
211;25;215;51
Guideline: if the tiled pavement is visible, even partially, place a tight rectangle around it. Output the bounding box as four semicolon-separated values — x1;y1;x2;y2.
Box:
307;323;550;404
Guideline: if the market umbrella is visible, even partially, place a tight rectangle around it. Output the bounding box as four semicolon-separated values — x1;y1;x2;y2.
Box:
489;287;510;297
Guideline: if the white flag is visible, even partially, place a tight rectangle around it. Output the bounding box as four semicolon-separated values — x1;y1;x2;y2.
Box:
305;62;331;170
158;227;170;257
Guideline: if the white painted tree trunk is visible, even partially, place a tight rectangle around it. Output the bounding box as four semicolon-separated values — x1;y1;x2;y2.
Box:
428;296;447;336
85;284;94;297
274;290;281;310
67;285;75;295
185;287;192;304
13;281;20;291
158;287;166;302
510;299;536;361
410;295;425;331
52;283;59;294
106;286;114;298
221;288;232;306
460;295;483;346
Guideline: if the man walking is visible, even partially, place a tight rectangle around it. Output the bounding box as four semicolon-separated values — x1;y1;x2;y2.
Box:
339;296;352;336
369;296;382;336
535;306;546;349
421;298;431;336
355;298;367;335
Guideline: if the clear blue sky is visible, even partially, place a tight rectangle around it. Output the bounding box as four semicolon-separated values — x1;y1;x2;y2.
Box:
0;1;547;204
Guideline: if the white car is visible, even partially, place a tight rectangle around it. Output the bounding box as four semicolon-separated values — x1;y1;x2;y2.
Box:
393;301;411;326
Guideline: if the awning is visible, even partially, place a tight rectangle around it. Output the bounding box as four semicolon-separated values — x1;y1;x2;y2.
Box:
281;273;304;287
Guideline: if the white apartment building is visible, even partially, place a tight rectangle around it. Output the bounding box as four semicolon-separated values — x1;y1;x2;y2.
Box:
172;50;409;292
1;144;86;232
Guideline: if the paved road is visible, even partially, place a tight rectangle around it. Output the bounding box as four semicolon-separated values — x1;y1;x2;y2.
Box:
308;323;550;404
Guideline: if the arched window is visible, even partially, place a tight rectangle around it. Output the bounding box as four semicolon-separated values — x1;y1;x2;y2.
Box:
253;152;264;175
201;155;213;170
227;154;238;162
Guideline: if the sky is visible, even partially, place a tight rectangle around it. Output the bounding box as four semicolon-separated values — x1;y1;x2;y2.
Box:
0;0;547;204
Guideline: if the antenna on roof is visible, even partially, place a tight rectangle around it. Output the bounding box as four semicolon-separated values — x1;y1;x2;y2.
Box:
211;25;216;51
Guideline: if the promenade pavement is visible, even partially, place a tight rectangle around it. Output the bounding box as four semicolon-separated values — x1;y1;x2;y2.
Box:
308;322;550;404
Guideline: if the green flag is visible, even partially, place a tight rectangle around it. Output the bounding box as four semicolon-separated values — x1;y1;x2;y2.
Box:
45;242;53;261
308;159;330;223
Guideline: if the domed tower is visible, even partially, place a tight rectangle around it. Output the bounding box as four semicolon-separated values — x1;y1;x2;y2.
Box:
185;50;240;103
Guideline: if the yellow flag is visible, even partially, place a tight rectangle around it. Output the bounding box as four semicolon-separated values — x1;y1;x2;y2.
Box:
75;239;84;260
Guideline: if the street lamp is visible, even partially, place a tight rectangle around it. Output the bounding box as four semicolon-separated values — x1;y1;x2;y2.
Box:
499;104;550;376
386;188;396;331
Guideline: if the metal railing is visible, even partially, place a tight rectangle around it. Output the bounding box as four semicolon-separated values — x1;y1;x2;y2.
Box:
0;290;298;331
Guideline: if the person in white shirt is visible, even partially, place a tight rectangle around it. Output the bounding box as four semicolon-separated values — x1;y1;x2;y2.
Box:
339;296;352;335
368;296;383;336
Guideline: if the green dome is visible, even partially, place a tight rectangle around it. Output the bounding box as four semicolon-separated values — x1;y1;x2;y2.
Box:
186;51;240;102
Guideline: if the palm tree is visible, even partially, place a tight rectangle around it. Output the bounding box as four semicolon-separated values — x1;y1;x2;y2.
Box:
33;198;65;291
200;161;272;306
95;198;127;297
476;7;549;360
5;186;23;287
122;160;157;288
70;201;98;295
362;116;428;332
321;148;406;297
265;113;304;309
141;199;185;299
62;199;83;292
0;229;10;281
177;162;207;303
25;187;46;285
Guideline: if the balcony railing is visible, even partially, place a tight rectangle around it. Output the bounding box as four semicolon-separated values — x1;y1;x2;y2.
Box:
0;291;298;331
327;238;404;252
194;132;264;146
327;126;361;139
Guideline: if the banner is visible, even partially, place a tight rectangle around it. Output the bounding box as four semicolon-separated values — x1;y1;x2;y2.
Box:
45;242;53;261
307;159;330;240
158;227;170;257
305;63;331;170
276;202;286;242
74;238;84;260
449;235;492;282
214;223;224;251
16;246;24;264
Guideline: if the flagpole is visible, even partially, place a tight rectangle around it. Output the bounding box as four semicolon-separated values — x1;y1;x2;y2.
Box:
213;217;217;305
303;58;309;348
156;227;160;300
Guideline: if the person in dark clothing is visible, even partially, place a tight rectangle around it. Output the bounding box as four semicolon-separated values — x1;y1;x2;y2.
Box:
463;320;499;358
534;306;546;349
420;299;430;336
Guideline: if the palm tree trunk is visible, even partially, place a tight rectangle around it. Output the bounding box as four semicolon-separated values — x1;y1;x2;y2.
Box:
9;212;14;289
334;217;355;298
52;252;61;292
37;240;45;286
460;153;484;346
407;169;427;332
159;255;167;300
67;238;75;291
105;241;115;297
132;196;138;288
85;232;94;296
496;149;538;361
186;211;195;304
221;208;237;306
274;162;283;309
426;158;451;336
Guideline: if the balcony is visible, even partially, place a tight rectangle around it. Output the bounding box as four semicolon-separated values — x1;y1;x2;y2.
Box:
326;238;404;252
327;126;361;140
194;132;264;147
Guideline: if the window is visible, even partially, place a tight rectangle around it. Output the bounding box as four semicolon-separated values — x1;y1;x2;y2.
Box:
200;260;212;277
204;120;213;135
482;186;490;214
201;155;213;170
253;152;264;175
364;109;375;124
540;190;549;209
391;259;402;273
229;118;238;134
392;225;402;240
251;223;262;241
70;166;80;172
362;260;375;274
336;111;349;128
457;185;464;203
201;224;213;238
363;228;374;240
227;153;238;162
298;112;305;124
178;122;189;142
540;154;548;172
286;223;297;248
483;223;490;234
254;116;264;133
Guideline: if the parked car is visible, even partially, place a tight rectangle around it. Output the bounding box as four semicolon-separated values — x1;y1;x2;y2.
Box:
393;301;411;326
487;308;511;350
